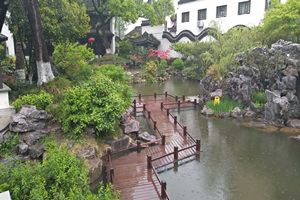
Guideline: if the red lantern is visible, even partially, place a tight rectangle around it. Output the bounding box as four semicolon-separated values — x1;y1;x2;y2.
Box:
88;37;95;45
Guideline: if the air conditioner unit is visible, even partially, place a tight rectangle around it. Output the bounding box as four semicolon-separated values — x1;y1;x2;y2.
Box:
197;20;204;28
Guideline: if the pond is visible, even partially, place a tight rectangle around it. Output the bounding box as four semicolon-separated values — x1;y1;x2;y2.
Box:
132;77;300;200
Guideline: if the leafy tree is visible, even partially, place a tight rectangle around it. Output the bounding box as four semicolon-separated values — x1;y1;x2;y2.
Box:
0;143;119;199
80;0;174;53
7;0;91;85
262;0;300;46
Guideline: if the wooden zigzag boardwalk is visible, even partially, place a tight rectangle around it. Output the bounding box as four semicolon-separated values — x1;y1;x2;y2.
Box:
106;92;201;200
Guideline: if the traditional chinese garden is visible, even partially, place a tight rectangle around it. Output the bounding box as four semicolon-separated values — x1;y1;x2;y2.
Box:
0;0;300;199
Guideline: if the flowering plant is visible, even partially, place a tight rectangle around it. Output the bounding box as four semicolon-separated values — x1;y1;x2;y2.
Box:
148;48;170;60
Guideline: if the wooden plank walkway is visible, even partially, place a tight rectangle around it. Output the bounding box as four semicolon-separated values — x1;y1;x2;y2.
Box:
107;94;200;200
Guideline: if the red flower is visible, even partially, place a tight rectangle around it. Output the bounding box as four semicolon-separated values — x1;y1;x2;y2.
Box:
105;93;108;96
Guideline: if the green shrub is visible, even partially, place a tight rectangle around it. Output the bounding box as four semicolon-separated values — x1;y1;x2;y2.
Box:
0;133;20;157
205;96;244;115
12;90;53;112
159;59;168;70
118;40;131;59
251;92;267;105
0;144;119;199
98;65;130;84
172;58;184;70
145;61;158;76
53;42;94;78
59;73;133;138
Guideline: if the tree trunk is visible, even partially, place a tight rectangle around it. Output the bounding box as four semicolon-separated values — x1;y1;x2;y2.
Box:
101;26;111;54
20;0;54;86
15;42;26;83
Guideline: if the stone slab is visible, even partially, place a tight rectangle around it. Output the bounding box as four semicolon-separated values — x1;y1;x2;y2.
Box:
0;106;16;116
0;115;10;132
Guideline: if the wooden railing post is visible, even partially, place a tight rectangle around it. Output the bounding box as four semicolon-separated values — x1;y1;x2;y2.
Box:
139;94;141;101
161;102;163;110
183;95;185;101
165;91;167;98
162;135;166;145
107;149;112;161
161;181;167;199
154;93;157;99
196;139;201;152
148;111;151;119
110;168;114;184
178;100;180;108
137;140;141;153
167;109;169;116
154;121;157;130
174;146;178;160
175;96;178;102
194;98;197;105
143;104;146;111
174;116;177;125
183;126;187;136
133;99;136;113
147;155;152;169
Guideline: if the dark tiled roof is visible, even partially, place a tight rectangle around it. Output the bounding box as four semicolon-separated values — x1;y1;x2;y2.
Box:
178;0;196;5
0;33;8;42
126;26;142;37
129;32;160;46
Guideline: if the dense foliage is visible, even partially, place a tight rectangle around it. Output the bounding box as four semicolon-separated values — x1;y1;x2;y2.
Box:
0;144;119;199
0;133;20;157
262;0;300;46
205;96;244;115
52;42;94;78
251;92;268;105
172;58;184;70
12;90;53;112
59;72;132;138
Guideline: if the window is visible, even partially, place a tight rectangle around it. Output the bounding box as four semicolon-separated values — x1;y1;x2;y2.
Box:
216;5;227;18
182;12;189;23
198;9;207;20
238;1;251;15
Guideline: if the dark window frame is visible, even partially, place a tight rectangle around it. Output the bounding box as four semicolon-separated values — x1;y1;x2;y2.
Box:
238;1;251;15
216;5;227;18
182;12;190;23
198;9;207;20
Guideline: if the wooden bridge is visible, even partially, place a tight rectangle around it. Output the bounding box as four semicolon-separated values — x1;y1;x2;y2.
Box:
106;92;201;199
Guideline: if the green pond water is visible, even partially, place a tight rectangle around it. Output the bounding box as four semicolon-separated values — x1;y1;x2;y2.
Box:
132;77;300;200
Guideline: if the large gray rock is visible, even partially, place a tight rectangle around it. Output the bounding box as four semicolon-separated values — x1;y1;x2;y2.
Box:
0;155;25;165
107;135;130;152
265;90;290;124
286;119;300;128
15;143;29;155
230;107;244;118
137;132;156;142
9;105;47;133
77;145;97;159
282;76;296;90
86;157;102;183
244;110;256;118
122;119;140;134
226;75;252;106
29;144;45;159
200;107;214;117
210;89;222;98
19;130;49;145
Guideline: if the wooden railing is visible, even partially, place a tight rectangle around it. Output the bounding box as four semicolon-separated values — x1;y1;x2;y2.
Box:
147;155;171;200
133;91;188;102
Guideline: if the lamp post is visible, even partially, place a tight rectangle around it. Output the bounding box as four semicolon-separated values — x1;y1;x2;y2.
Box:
0;0;9;89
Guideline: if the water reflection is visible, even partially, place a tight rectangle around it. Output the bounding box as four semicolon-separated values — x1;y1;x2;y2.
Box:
158;108;300;200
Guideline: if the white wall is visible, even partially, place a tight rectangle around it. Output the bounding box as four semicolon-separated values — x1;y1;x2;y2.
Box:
2;23;14;57
177;0;267;34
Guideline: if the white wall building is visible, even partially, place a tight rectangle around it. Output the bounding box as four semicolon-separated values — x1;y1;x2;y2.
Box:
126;0;287;58
2;23;14;57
